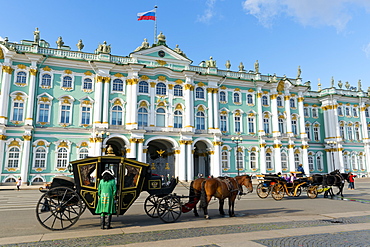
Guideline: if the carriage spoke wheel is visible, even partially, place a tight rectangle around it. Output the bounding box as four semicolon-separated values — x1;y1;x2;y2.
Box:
307;186;318;199
36;187;83;231
256;183;270;199
157;195;182;223
271;183;285;201
294;187;302;197
144;195;160;218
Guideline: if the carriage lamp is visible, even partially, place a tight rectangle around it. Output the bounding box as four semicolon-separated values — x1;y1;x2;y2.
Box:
232;136;243;176
67;163;73;173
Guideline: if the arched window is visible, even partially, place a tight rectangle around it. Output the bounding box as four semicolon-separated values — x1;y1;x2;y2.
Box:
358;155;364;170
174;110;183;128
366;108;370;118
338;106;343;116
304;107;309;117
16;71;27;84
138;107;148;127
305;124;311;140
316;155;322;170
195;87;204;99
354;126;361;141
247;94;253;104
112;79;124;92
156;108;166;127
292;119;298;135
12;101;24;122
7;147;20;168
313;125;320;141
62;76;72;88
79;147;89;160
111;105;123;125
262;95;268;106
57;147;68;168
138;81;149;93
345;107;351;117
250;152;257;169
195;111;205;130
347;125;353;140
156;82;167;95
83;78;93;90
41;74;51;87
312;108;318;118
290;98;296;108
220;91;226;102
281;152;288;169
174;85;183;96
233;92;240;104
34;147;46;168
221;151;229;169
276;96;283;107
353;107;358;117
266;153;272;169
340;123;345;139
33;177;44;183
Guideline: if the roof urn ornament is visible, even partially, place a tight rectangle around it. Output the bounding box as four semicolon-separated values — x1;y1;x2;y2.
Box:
297;66;301;79
254;60;259;74
157;32;166;45
238;62;245;72
56;36;64;49
76;39;84;51
225;60;231;70
33;28;40;44
338;80;343;88
345;81;350;89
318;78;322;91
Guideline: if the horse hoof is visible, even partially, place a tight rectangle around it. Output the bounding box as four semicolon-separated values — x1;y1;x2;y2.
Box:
204;215;210;220
194;213;199;217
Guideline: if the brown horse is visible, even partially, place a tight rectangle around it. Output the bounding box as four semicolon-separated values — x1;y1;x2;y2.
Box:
189;176;253;219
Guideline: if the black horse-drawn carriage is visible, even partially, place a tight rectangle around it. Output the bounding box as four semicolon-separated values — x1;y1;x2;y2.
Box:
36;155;180;230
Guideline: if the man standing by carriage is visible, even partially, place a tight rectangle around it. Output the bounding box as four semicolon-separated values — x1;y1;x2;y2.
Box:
96;169;117;229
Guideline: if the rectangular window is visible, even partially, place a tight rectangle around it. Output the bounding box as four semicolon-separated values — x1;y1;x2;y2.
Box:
263;118;270;134
60;105;71;124
38;103;50;123
220;115;227;132
81;106;91;125
248;117;255;133
12;102;24;121
235;116;241;133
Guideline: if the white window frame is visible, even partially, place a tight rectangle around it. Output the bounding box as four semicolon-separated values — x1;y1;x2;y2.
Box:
174;110;183;128
14;70;28;87
195;87;205;99
221;149;230;169
173;85;183;97
82;77;94;92
247;93;254;105
78;147;89;160
58;96;74;126
220;91;227;102
111;105;123;126
262;95;269;106
40;73;53;89
233;92;241;104
112;78;125;93
138;81;149;94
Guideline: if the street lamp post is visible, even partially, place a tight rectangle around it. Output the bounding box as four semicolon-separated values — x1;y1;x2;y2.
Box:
232;135;243;176
327;141;336;171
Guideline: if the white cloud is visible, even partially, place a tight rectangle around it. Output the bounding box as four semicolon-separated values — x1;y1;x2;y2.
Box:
197;0;217;23
242;0;370;31
363;43;370;58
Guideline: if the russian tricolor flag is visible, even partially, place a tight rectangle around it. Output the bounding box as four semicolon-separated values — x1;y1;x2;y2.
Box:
137;9;156;21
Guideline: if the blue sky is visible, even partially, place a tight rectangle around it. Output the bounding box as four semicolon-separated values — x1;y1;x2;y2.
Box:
1;0;370;91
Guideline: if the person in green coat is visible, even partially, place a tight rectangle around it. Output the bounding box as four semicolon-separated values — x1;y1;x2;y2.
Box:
96;169;116;229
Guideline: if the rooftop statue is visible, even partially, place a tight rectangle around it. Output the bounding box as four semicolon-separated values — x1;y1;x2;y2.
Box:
34;28;40;44
96;41;111;54
254;60;259;73
358;79;362;91
206;56;216;68
157;32;166;45
297;65;301;78
272;73;277;82
238;62;245;72
56;36;64;49
134;38;150;52
174;44;187;57
331;76;334;87
76;39;84;51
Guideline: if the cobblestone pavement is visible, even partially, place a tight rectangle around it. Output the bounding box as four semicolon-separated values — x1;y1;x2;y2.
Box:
3;215;370;247
254;230;370;247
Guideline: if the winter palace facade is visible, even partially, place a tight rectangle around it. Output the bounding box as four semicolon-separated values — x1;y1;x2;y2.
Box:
1;29;370;184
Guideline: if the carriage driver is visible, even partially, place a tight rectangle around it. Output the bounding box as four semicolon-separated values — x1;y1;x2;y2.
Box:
96;169;117;229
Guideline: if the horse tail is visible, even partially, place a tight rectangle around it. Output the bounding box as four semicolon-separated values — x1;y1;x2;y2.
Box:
189;181;195;203
199;180;208;208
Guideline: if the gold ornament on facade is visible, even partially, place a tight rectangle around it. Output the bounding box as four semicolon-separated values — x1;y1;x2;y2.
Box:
40;97;50;102
6;168;17;172
270;94;277;100
96;76;104;82
234;88;240;92
103;77;111;83
284;95;290;101
197;82;205;87
257;92;262;98
114;99;122;106
80;142;88;147
301;145;309;149
0;48;3;59
9;140;20;147
17;64;27;69
157;76;166;81
207;88;213;93
157;149;165;156
287;144;295;149
165;163;170;170
42;66;51;71
30;69;37;76
114;73;123;78
294;149;300;154
259;143;266;148
84;71;93;76
197;105;205;111
64;69;72;74
150;82;156;88
0;134;7;140
174;150;180;154
15;94;24;101
58;141;68;148
298;97;304;102
156;60;167;66
2;66;13;74
139;101;148;107
248;88;254;92
23;135;32;141
175;79;183;84
140;75;149;80
213;141;222;146
168;84;174;89
175;104;183;110
151;163;156;170
157;102;165;107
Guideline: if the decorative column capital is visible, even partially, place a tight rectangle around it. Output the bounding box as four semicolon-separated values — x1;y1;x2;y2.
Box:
0;134;7;140
2;66;13;74
29;69;38;76
23;135;32;141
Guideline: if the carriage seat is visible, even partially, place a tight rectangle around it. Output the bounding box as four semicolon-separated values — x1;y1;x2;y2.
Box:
50;176;75;189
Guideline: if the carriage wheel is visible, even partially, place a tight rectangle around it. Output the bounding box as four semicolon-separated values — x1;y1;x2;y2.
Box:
294;187;302;197
144;195;159;218
36;187;83;231
157;195;182;223
256;183;270;198
271;183;285;201
307;186;318;199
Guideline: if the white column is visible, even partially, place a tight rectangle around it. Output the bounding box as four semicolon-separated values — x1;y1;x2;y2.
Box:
0;135;5;175
93;76;103;127
271;93;279;137
288;143;295;172
259;144;266;174
186;142;194;181
25;68;37;125
298;95;306;139
285;94;292;136
131;79;139;129
274;143;282;174
168;84;174;128
102;77;110;128
149;82;156;127
174;148;181;179
213;89;220;130
301;143;309;176
20;136;31;183
137;139;144;162
179;141;186;181
0;66;13;124
207;88;213;129
128;139;137;159
257;90;264;136
212;142;221;176
184;83;194;130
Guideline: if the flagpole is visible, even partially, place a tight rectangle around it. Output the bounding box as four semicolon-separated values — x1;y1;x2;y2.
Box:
154;6;158;44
